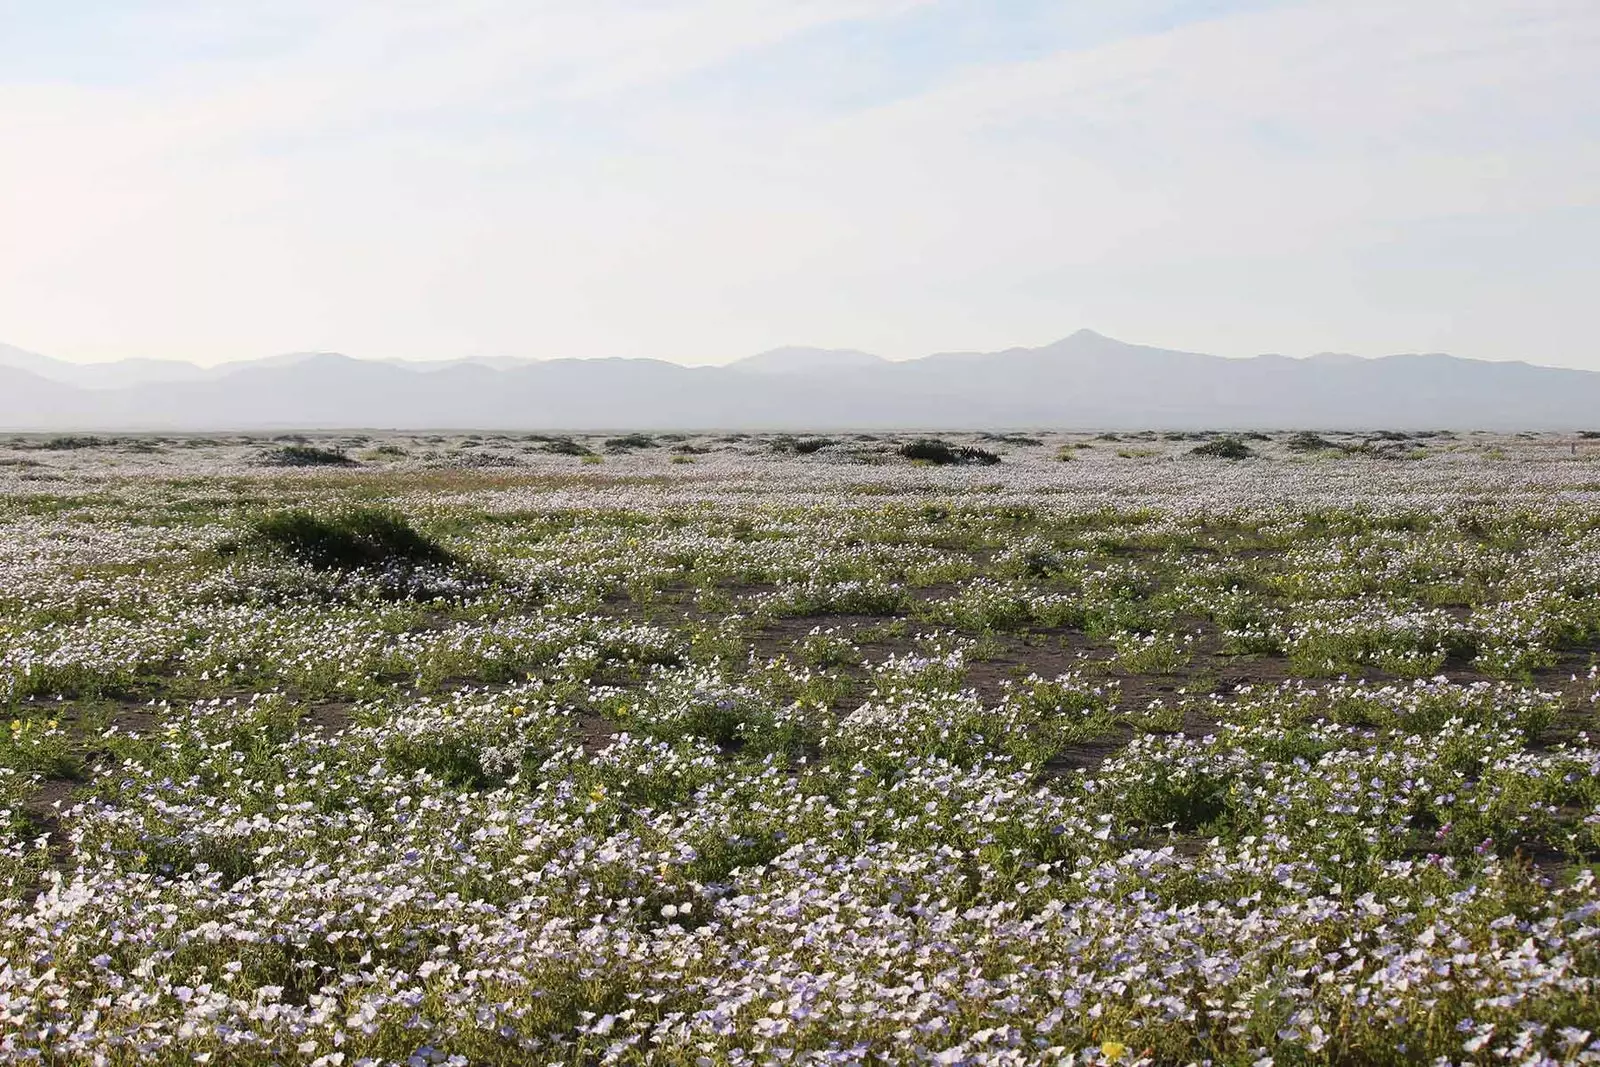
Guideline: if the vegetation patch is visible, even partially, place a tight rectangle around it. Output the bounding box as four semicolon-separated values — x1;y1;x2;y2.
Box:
1285;431;1337;452
899;438;1001;465
243;508;453;570
604;433;657;451
1190;436;1254;459
261;443;358;467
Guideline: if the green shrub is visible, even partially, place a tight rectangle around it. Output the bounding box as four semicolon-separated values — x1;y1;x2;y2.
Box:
246;508;452;570
262;444;357;467
29;436;109;451
899;439;1001;465
604;433;657;451
770;436;835;455
1191;437;1254;460
543;438;594;457
1285;431;1336;453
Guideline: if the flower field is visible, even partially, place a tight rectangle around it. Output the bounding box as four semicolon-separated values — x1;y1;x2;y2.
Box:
3;429;1600;1065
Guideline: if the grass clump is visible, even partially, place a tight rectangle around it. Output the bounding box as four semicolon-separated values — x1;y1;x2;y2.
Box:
246;508;452;570
262;444;358;467
899;439;1001;466
1190;437;1254;460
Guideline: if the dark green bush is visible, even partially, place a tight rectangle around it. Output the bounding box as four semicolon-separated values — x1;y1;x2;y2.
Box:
263;444;357;467
769;436;835;455
543;437;595;456
1285;431;1336;453
29;435;109;451
899;439;1001;465
1191;437;1254;460
604;433;657;451
247;509;452;570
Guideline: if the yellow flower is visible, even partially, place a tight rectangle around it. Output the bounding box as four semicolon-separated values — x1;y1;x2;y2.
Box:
1100;1041;1126;1061
589;785;607;802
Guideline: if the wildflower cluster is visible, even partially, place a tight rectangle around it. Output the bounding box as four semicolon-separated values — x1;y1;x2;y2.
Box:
1;432;1600;1064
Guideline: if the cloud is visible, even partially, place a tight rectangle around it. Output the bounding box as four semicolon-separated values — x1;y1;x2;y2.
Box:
0;0;1596;367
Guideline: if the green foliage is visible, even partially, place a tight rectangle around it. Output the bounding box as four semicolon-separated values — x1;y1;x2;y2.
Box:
1191;436;1255;459
1285;431;1337;452
245;508;452;570
604;433;657;451
899;438;1001;465
262;443;358;467
543;437;595;456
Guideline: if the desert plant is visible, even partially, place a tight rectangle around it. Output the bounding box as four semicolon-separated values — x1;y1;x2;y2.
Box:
1285;431;1336;453
29;436;110;451
605;433;657;451
899;439;1001;466
770;436;835;455
262;444;357;467
1191;437;1254;460
245;508;452;570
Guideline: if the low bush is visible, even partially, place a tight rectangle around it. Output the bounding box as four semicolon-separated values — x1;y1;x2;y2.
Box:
770;436;836;455
262;444;357;467
245;508;452;570
899;438;1001;465
28;436;110;451
1191;437;1254;460
605;433;657;451
1285;431;1336;453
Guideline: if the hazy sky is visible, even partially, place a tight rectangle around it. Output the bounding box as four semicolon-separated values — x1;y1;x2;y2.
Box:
2;0;1597;369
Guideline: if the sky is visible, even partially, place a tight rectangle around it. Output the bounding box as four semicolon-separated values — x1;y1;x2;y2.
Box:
1;0;1597;370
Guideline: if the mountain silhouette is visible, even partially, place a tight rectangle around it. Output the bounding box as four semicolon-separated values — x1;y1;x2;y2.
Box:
1;331;1595;430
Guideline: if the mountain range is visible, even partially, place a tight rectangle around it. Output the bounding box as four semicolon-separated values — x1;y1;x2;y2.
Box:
1;332;1594;431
